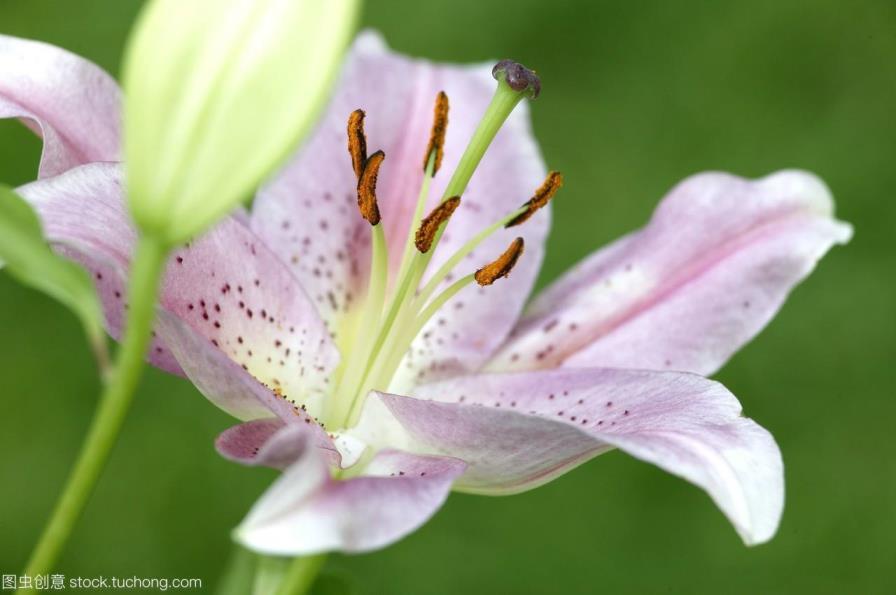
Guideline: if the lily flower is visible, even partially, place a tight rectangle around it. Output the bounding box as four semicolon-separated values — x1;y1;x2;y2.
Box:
1;31;851;556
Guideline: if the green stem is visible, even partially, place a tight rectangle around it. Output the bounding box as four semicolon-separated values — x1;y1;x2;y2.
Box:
86;326;112;384
18;236;169;590
274;555;327;595
216;545;257;595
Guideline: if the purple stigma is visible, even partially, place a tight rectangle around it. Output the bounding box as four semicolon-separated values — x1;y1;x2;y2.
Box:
492;59;541;99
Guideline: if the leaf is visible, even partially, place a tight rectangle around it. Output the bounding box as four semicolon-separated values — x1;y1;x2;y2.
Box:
0;184;108;372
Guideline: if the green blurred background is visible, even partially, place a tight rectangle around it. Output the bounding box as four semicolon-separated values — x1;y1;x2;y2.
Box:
1;0;894;593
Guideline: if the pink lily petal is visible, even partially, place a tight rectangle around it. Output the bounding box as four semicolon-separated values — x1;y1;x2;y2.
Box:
16;163;179;371
489;170;852;375
160;228;340;420
0;34;120;177
357;391;604;492
252;31;549;385
236;440;466;555
356;368;783;545
216;418;339;469
17;163;340;419
156;311;334;431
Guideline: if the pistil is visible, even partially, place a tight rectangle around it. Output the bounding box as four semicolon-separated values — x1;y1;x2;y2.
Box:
392;62;543;340
331;60;549;429
440;60;541;201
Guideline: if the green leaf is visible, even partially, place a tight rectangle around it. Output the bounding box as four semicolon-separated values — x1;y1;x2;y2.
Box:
0;184;108;373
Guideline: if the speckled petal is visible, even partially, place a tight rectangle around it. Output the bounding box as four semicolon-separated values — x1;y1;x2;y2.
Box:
17;163;340;418
16;163;178;371
216;418;339;469
251;31;548;387
0;34;120;177
354;367;783;545
489;170;852;376
236;441;466;555
161;223;339;419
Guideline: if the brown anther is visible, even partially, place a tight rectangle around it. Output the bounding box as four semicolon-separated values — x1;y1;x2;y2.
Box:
347;109;368;178
506;171;563;227
475;237;525;286
357;150;385;225
423;91;449;174
415;196;461;253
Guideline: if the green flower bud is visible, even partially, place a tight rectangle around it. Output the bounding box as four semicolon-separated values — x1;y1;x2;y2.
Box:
123;0;359;245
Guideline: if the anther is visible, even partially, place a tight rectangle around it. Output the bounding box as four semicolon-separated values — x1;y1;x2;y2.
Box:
347;109;368;179
492;60;542;99
475;237;525;286
423;91;449;174
357;150;385;225
506;171;563;227
415;196;461;253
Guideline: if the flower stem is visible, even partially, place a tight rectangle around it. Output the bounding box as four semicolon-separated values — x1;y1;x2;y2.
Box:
18;236;169;588
273;555;327;595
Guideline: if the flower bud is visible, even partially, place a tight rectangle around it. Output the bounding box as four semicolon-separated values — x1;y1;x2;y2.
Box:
123;0;359;245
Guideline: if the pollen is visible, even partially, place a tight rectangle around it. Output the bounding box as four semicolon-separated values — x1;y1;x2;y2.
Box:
357;150;385;225
423;91;449;175
347;109;368;179
415;196;461;253
506;171;563;227
475;237;525;286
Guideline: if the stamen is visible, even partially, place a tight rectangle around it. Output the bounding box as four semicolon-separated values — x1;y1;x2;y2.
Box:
410;59;541;283
357;150;385;225
423;91;449;174
347;109;367;178
415;196;461;253
330;61;548;429
367;234;526;399
474;237;525;286
506;171;563;227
